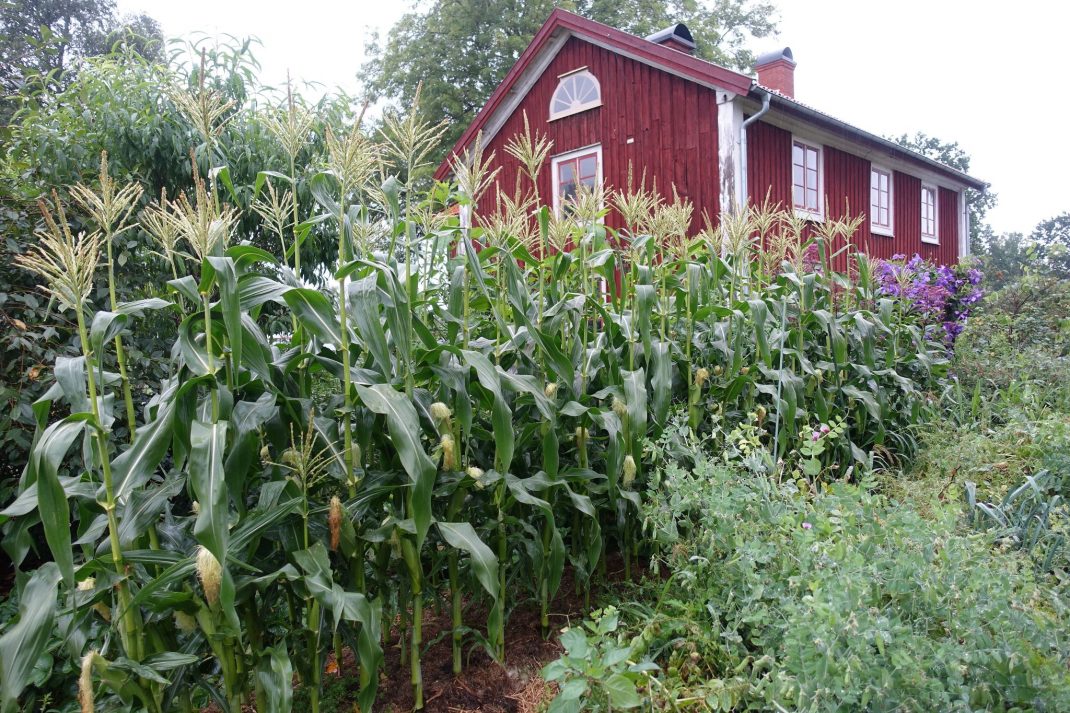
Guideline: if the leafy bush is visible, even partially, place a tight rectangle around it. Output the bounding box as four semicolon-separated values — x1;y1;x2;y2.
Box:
545;441;1070;711
953;275;1070;406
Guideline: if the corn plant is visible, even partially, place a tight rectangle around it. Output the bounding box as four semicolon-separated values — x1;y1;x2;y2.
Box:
0;93;954;712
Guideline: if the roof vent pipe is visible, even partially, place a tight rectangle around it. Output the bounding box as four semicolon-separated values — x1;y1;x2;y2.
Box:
645;23;696;55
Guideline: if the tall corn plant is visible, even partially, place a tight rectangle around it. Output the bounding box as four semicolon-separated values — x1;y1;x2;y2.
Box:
2;98;950;713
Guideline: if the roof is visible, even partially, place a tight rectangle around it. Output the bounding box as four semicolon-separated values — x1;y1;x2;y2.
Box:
434;9;986;191
751;85;987;191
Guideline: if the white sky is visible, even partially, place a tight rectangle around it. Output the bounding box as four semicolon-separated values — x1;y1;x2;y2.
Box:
119;0;1069;234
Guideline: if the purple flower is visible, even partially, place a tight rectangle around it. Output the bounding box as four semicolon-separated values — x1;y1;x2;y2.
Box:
802;521;813;530
811;431;821;442
820;424;830;435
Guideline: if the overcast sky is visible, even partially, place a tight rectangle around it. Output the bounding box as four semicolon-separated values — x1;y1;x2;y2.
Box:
118;0;1067;235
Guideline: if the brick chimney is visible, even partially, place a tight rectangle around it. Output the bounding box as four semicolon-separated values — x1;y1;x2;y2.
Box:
754;47;796;98
645;23;696;55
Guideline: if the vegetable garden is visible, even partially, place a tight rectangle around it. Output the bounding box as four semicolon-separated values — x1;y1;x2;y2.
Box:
0;64;971;712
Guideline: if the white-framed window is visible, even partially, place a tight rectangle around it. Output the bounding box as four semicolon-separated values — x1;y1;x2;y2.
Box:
549;68;602;121
921;184;939;244
870;166;894;236
550;144;602;216
791;137;823;220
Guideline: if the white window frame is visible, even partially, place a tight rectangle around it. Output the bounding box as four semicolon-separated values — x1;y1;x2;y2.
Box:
550;143;603;217
921;183;939;244
791;136;824;222
869;165;894;236
549;68;602;121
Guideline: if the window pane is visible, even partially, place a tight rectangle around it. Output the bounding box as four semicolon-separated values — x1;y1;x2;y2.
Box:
793;184;804;208
793;143;803;167
807;187;818;211
578;155;597;178
807;167;818;190
794;164;804;188
559;162;575;184
807;147;818;171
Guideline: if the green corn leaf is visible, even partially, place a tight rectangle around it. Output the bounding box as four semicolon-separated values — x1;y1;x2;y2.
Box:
256;643;293;713
0;563;61;713
118;474;185;546
438;522;499;602
89;310;129;356
177;314;213;376
462;350;514;474
54;356;89;414
33;415;89;585
115;297;173;316
650;341;671;431
284;287;344;345
238;275;290;309
190;420;229;565
354;383;436;546
207;257;242;372
113;398;176;501
348;274;392;378
168;274;201;303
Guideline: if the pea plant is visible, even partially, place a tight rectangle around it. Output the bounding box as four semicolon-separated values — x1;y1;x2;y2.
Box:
0;91;948;713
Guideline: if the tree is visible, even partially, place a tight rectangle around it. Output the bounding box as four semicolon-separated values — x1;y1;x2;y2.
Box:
890;132;996;254
1029;212;1070;278
361;0;778;164
0;0;163;123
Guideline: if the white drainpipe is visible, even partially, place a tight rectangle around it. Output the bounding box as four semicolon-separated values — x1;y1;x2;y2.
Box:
738;90;771;211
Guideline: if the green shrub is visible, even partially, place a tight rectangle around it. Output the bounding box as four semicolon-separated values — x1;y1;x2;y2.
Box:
545;440;1070;712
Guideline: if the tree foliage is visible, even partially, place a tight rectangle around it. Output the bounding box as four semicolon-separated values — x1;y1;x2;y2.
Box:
0;0;163;122
360;0;778;163
0;37;362;481
890;131;996;253
1030;212;1070;278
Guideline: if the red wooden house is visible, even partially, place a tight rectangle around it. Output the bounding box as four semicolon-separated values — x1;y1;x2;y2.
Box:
433;9;986;264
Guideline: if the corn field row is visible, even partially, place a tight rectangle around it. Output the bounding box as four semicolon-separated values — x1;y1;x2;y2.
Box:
0;93;946;713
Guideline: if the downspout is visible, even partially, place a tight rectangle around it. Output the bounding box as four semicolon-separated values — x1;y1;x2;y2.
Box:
738;89;771;211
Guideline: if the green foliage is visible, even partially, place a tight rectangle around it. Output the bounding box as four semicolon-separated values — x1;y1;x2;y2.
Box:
360;0;778;163
1029;212;1070;278
554;438;1070;711
953;274;1070;405
0;0;162;123
541;606;652;712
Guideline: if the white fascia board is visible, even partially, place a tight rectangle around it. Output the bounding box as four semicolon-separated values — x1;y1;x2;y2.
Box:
739;97;973;194
478;31;571;148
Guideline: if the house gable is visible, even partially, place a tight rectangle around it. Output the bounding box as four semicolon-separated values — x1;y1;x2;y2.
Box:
433;8;751;182
469;35;722;234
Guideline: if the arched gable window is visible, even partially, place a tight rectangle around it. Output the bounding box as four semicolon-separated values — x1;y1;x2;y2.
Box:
549;68;602;121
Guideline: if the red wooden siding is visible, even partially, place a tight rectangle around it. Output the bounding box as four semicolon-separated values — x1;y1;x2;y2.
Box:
893;171;922;257
823;145;870;273
476;36;719;234
746;121;965;266
745;120;792;209
930;187;960;265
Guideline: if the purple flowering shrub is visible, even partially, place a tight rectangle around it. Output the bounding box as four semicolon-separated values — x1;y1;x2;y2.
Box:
876;254;983;346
